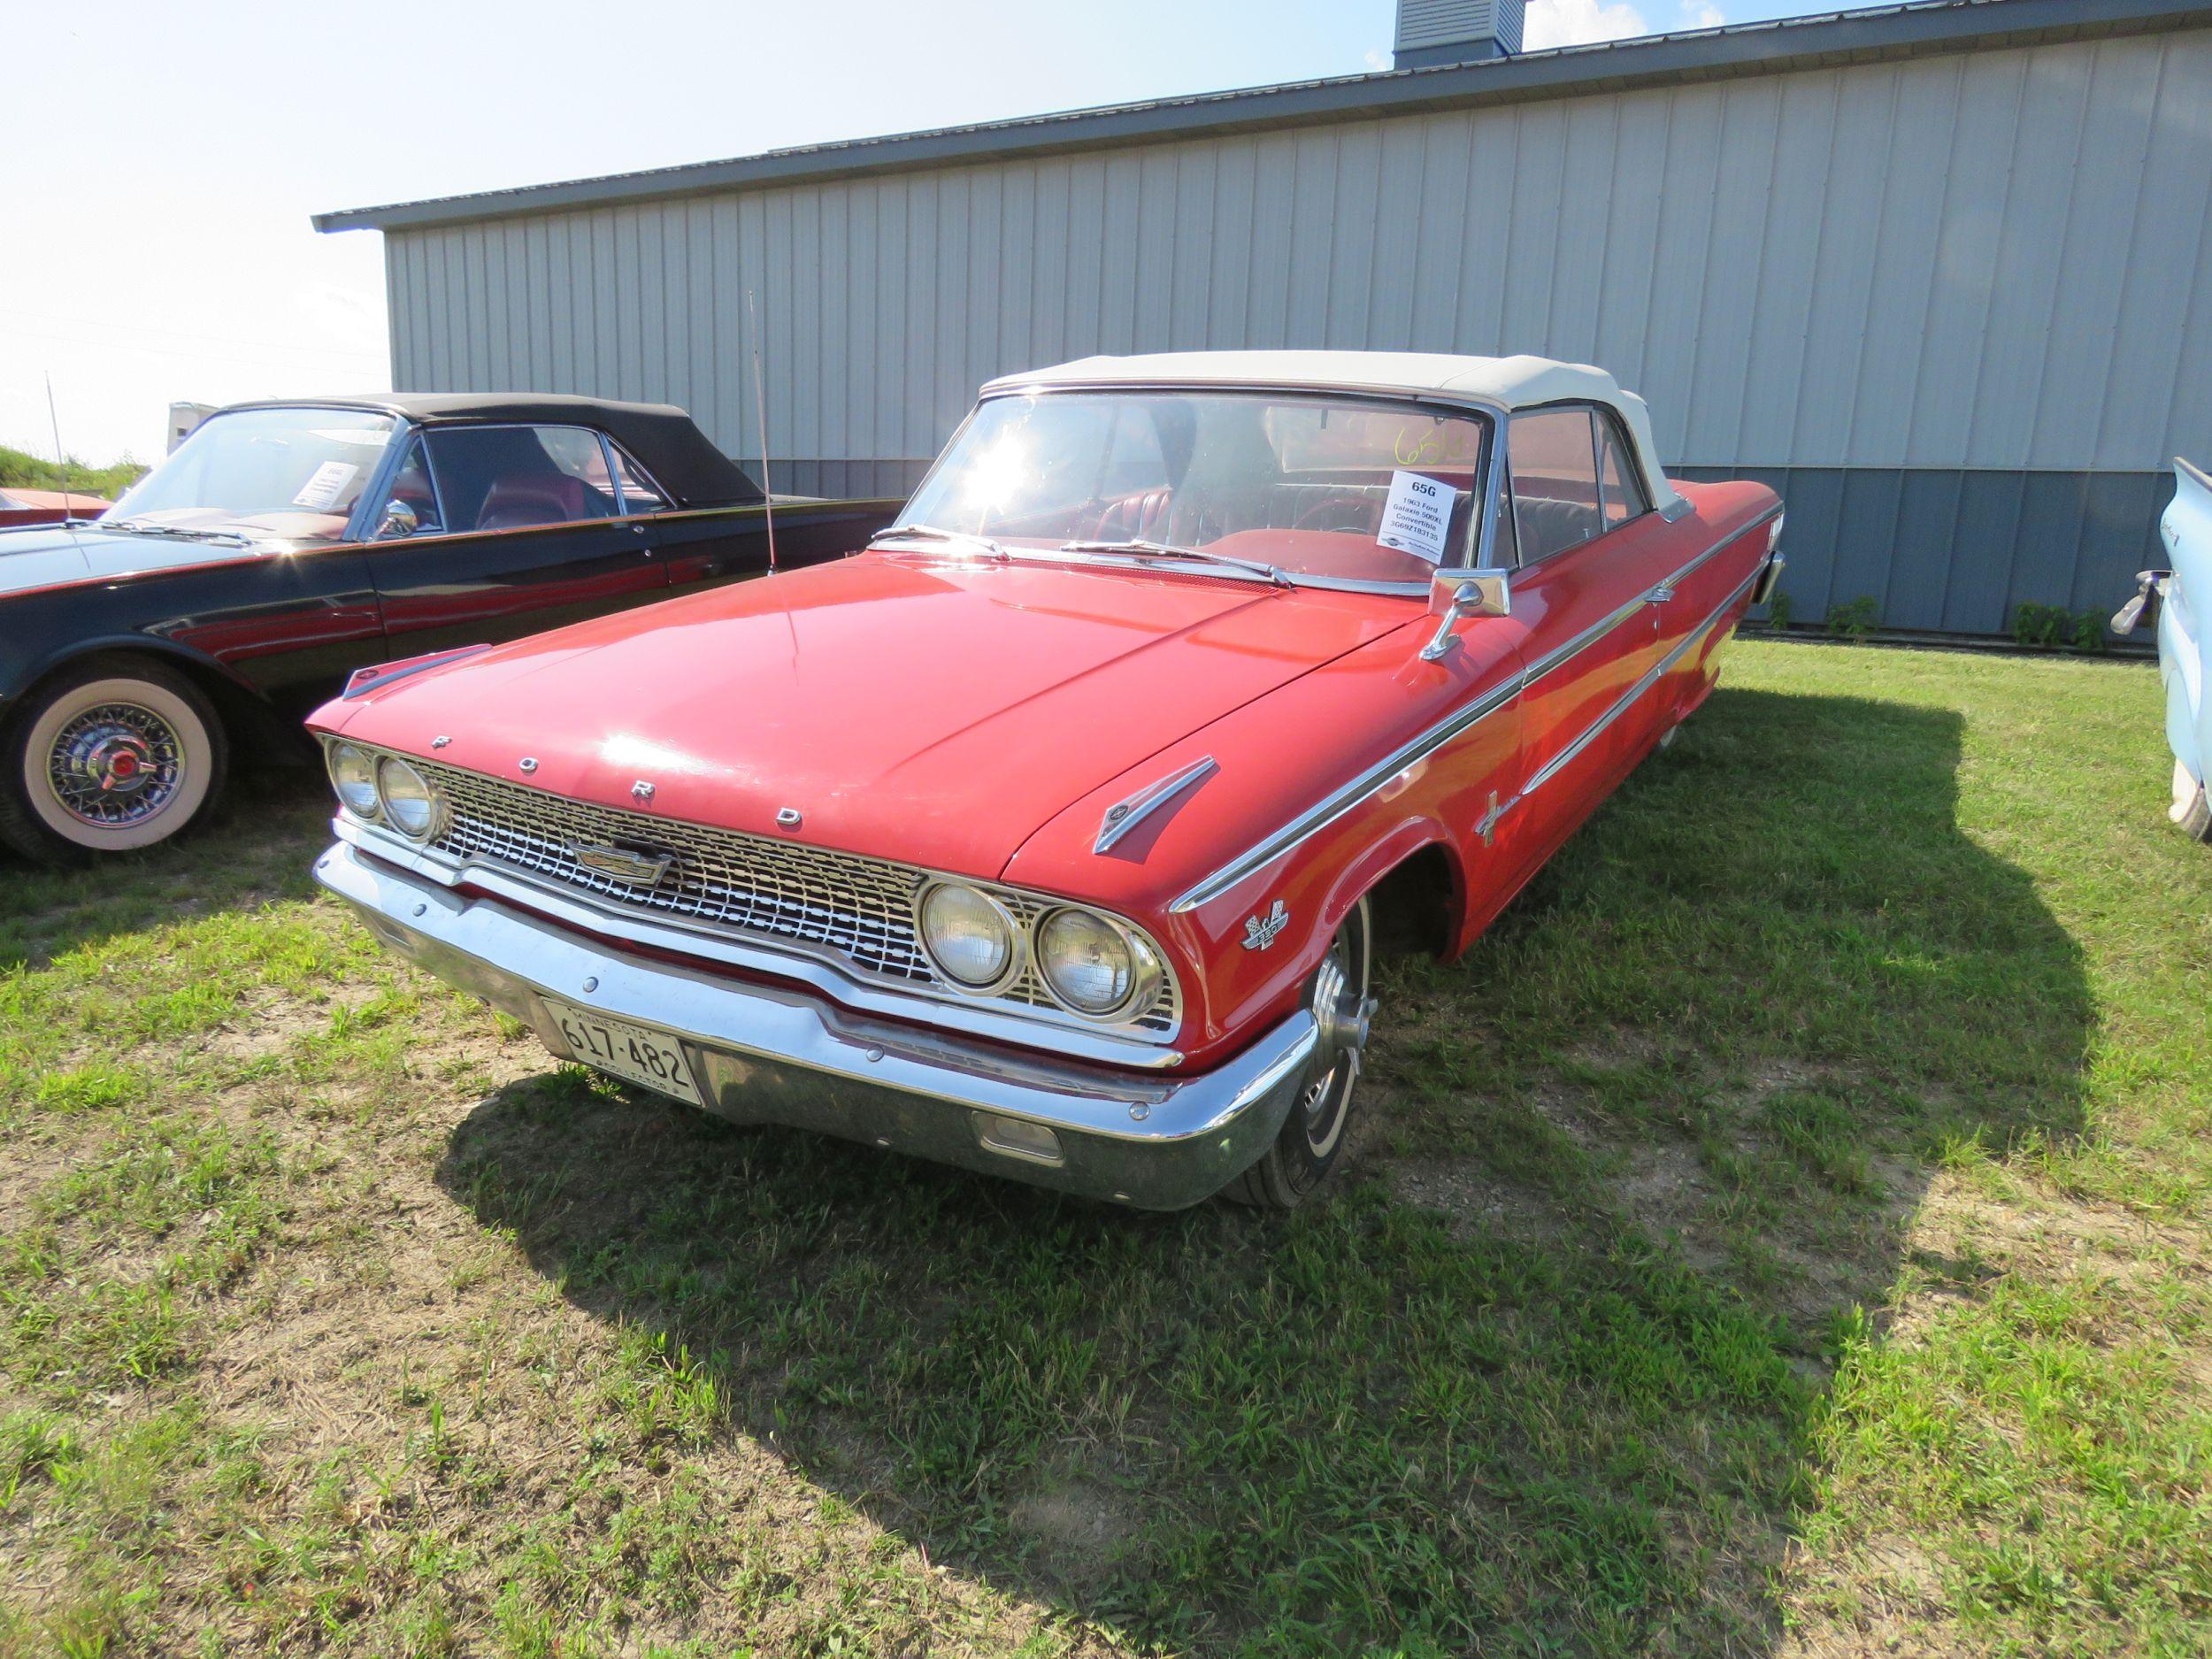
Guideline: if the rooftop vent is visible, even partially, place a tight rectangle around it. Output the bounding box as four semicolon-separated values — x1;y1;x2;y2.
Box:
1394;0;1525;66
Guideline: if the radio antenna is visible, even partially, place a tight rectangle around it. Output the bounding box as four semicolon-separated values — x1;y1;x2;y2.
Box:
44;373;76;525
746;288;778;574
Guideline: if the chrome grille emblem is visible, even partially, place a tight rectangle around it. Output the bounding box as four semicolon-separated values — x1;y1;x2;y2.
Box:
631;780;656;803
568;841;675;887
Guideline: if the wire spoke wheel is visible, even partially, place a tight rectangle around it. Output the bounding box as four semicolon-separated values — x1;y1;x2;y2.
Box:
45;702;187;827
2;664;227;861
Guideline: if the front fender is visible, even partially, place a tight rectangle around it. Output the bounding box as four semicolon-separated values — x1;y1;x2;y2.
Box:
0;620;263;718
1001;610;1523;1068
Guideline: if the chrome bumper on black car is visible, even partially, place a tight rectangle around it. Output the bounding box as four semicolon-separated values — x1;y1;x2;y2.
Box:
314;840;1317;1209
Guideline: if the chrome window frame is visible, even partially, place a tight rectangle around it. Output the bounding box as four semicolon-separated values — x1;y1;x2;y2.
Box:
898;381;1509;596
1502;403;1609;569
603;435;674;518
360;428;452;540
1594;406;1654;528
353;420;672;542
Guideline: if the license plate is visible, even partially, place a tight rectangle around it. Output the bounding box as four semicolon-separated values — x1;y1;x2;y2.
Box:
543;1000;703;1105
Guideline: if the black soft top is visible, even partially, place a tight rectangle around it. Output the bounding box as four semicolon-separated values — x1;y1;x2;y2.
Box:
224;392;764;509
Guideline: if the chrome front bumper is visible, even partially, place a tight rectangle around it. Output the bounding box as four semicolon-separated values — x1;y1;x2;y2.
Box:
314;841;1317;1209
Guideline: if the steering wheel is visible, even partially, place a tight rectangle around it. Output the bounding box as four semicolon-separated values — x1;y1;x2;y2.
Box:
1294;495;1376;534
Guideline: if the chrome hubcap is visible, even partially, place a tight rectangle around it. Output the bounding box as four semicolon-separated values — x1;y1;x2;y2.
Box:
47;705;183;827
1302;941;1376;1151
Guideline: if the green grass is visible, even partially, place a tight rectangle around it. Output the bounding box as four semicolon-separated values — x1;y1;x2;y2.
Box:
0;443;146;503
0;641;2207;1655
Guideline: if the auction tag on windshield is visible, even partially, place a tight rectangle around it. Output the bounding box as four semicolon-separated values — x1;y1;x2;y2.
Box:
1378;470;1453;565
291;460;358;511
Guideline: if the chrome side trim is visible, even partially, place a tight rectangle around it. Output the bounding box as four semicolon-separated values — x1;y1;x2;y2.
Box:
1095;757;1219;854
1523;592;1652;686
1521;559;1766;805
1171;671;1523;912
1169;508;1780;913
331;816;1187;1070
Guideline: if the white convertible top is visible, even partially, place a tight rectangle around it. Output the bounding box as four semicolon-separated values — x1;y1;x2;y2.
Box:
982;349;1684;517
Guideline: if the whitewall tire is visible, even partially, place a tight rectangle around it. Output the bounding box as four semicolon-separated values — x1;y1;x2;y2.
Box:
0;660;228;863
2172;758;2212;842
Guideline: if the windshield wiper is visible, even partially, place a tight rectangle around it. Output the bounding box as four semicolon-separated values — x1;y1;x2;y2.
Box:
868;523;1010;560
1058;537;1291;588
104;518;257;549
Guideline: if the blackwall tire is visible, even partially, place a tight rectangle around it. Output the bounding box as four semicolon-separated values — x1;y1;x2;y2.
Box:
1224;895;1374;1210
0;660;228;864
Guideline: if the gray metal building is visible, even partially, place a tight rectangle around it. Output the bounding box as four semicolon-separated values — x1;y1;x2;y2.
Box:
318;0;2212;638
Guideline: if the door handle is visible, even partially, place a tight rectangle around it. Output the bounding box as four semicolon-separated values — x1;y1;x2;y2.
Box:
1647;585;1675;603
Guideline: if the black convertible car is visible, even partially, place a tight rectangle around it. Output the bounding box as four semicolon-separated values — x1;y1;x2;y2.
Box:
0;394;897;862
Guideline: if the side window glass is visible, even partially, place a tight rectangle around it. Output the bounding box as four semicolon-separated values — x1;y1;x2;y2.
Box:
377;437;443;537
425;425;621;533
610;444;670;515
1509;409;1602;563
1598;416;1651;526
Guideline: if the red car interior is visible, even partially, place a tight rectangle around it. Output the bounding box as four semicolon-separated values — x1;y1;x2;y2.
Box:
476;474;588;532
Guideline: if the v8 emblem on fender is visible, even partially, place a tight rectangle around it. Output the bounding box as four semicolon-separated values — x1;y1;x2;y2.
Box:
1242;898;1290;951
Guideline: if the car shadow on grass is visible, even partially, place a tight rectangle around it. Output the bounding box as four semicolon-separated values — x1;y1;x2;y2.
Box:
436;685;2092;1656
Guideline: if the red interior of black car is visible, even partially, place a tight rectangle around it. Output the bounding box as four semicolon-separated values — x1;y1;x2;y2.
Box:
477;475;588;532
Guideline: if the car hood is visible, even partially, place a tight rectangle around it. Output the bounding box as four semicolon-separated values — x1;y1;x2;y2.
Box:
319;551;1418;879
0;522;271;597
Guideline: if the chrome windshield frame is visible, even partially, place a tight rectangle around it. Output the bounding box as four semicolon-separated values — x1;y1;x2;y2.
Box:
895;381;1510;599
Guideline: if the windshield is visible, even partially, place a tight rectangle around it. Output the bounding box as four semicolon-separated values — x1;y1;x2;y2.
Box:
107;407;398;543
895;390;1490;585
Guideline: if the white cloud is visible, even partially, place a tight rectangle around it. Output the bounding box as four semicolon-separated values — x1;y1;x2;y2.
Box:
1522;0;1652;51
1681;1;1727;27
1364;46;1391;71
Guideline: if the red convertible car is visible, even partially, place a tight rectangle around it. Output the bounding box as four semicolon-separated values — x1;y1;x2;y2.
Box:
310;352;1783;1210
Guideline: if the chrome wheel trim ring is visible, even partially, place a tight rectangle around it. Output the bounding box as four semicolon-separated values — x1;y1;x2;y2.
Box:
21;677;215;850
1301;937;1363;1160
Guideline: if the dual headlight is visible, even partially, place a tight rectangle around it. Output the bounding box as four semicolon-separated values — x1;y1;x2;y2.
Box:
326;742;446;841
916;880;1159;1018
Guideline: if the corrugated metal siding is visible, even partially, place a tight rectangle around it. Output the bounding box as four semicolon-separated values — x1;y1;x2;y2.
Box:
1397;0;1504;50
382;27;2212;627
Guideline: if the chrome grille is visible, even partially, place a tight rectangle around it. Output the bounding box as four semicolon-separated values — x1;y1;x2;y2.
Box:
410;757;1178;1034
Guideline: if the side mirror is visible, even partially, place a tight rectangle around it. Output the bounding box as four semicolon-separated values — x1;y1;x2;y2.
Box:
1420;566;1511;661
375;499;419;539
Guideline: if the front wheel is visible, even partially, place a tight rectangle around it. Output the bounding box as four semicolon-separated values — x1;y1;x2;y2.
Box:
2172;759;2212;842
0;659;228;864
1224;896;1376;1209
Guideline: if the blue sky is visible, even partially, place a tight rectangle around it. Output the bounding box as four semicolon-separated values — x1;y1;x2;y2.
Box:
4;0;1820;464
